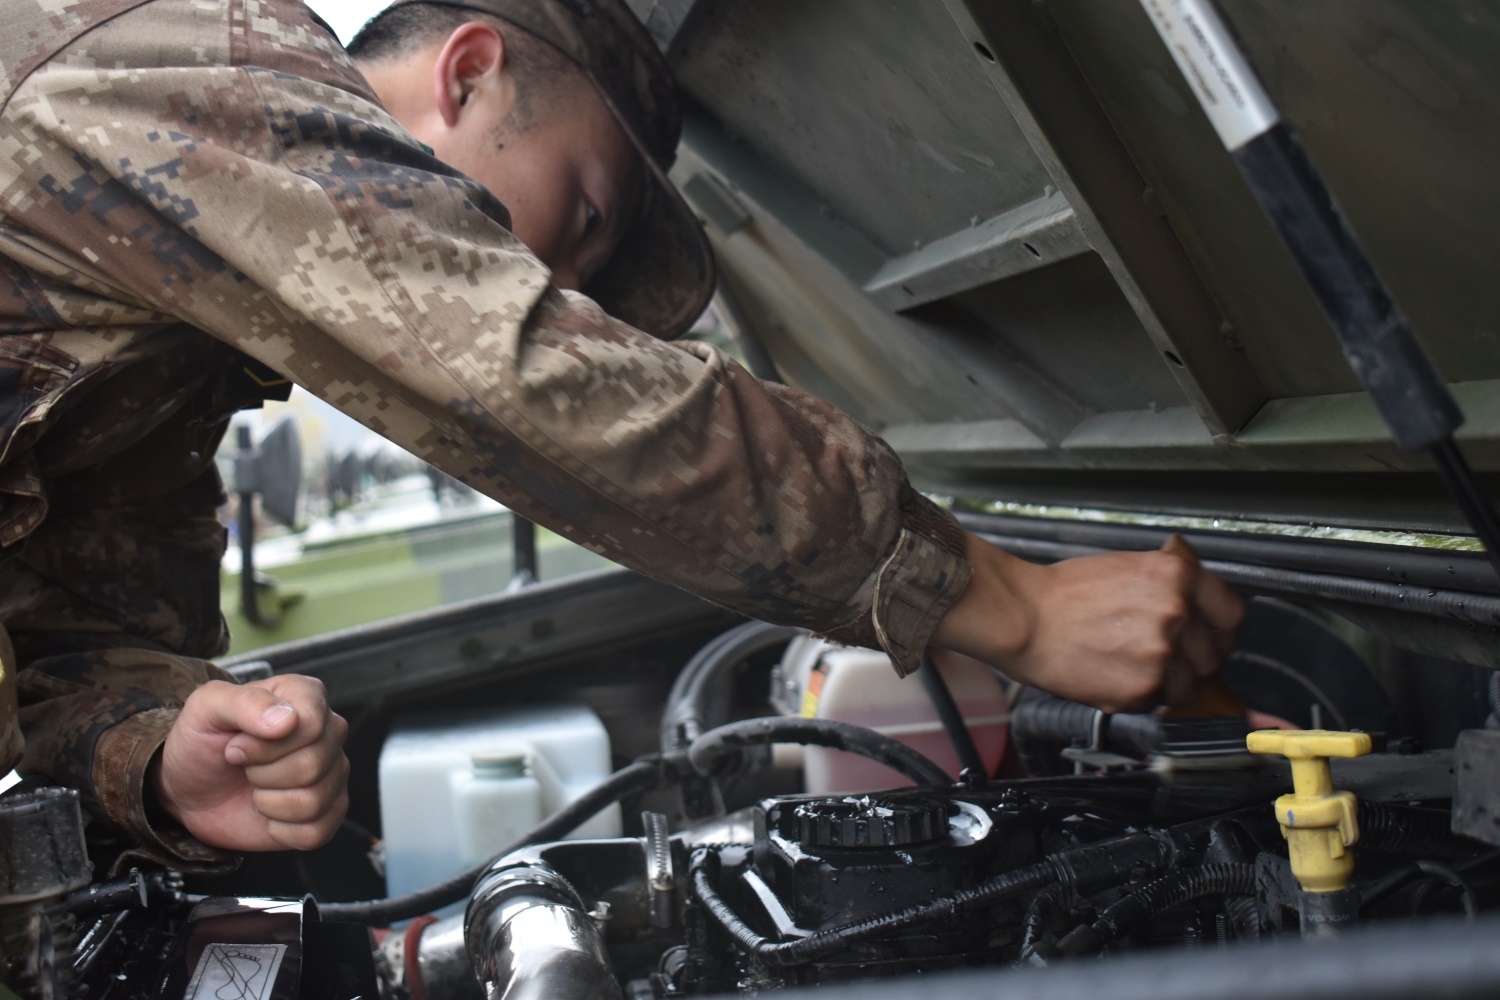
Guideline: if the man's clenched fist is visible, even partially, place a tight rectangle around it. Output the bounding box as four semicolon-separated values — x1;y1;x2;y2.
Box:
150;675;349;852
933;532;1245;714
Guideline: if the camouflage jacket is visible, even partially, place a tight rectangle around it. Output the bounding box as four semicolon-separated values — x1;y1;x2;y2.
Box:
0;0;971;865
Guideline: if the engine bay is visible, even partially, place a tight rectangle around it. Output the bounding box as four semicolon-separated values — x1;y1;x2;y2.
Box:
4;0;1500;995
4;580;1500;999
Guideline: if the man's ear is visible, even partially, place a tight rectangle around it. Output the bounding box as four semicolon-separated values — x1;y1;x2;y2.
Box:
432;21;508;128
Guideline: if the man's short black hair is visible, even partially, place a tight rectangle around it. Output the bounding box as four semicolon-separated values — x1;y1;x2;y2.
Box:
348;3;581;127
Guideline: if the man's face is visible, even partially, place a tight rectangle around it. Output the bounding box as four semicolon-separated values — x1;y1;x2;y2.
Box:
411;23;643;293
457;82;642;293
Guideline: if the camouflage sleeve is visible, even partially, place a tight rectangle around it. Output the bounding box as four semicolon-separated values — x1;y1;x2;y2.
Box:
1;0;970;673
15;643;237;872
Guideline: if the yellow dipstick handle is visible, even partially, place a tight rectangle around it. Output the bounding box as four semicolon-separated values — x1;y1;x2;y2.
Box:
1247;729;1372;893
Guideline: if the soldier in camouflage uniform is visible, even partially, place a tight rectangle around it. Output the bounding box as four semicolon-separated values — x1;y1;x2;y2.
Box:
0;0;1242;868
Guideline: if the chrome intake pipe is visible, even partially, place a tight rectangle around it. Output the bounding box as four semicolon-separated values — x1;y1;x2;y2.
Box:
464;861;622;1000
379;914;482;1000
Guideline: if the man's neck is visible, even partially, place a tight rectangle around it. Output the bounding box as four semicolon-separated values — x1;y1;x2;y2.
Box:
354;56;434;134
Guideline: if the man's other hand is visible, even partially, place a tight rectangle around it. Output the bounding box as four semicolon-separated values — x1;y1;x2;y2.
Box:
152;676;349;851
933;532;1245;714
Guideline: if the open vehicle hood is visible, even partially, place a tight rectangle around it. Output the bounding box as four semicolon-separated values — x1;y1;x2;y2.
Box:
648;0;1499;526
629;0;1500;665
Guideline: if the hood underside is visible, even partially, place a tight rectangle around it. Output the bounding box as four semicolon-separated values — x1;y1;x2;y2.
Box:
642;0;1500;537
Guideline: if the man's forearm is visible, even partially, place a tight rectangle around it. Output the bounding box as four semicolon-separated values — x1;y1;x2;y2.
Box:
930;532;1245;713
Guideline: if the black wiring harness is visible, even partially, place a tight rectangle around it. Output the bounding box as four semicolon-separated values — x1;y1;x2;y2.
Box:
688;833;1172;966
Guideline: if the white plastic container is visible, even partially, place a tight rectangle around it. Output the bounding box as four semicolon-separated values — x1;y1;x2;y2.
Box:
378;703;620;915
771;638;1009;793
451;750;543;865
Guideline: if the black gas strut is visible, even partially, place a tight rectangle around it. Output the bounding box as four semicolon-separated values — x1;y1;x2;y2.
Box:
1138;0;1500;585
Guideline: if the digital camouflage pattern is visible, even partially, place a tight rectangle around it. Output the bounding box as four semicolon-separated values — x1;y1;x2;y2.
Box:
0;0;971;864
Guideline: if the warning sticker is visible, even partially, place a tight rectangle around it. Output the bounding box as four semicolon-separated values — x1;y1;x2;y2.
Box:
1139;0;1279;150
799;662;831;719
185;943;286;1000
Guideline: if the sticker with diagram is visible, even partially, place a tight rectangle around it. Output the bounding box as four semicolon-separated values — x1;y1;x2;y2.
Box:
185;943;287;1000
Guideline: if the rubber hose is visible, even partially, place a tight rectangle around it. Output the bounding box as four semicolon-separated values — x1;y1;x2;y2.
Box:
1011;696;1096;744
1089;864;1257;945
918;651;986;776
659;621;801;752
1010;696;1160;765
1010;696;1094;775
1362;860;1480;918
318;756;674;926
1020;882;1069;958
1360;802;1476;861
687;717;952;787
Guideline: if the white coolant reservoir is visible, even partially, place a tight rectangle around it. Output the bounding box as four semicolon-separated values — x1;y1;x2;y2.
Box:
452;750;543;864
378;703;620;915
771;638;1009;793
